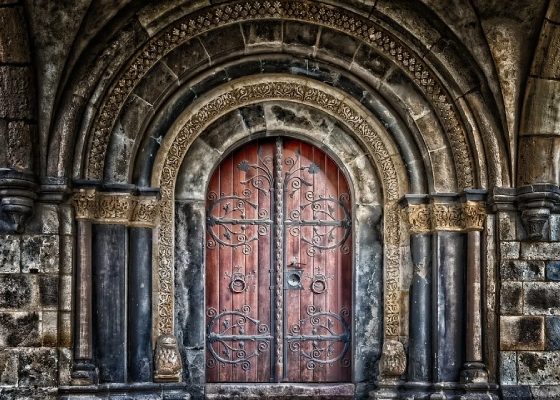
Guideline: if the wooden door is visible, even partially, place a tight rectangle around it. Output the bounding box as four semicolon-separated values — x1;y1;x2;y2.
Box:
205;137;352;383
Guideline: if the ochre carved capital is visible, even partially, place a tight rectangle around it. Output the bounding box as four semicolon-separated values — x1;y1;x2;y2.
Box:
131;197;159;228
73;189;97;220
95;193;133;224
462;201;486;231
404;204;431;233
72;190;159;226
431;203;464;232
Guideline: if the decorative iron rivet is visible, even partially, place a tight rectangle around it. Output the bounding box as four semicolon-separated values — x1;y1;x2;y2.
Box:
288;273;301;287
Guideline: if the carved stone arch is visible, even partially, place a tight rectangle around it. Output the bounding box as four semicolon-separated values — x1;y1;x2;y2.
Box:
68;0;489;189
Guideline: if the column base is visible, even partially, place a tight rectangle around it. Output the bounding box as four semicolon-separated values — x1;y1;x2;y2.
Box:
369;378;403;399
460;362;488;384
401;381;432;399
71;360;98;386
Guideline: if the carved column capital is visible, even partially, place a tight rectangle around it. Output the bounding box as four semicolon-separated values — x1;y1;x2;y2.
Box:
130;197;159;228
379;339;407;379
72;188;97;220
94;193;134;224
462;201;486;231
431;203;464;232
404;204;432;234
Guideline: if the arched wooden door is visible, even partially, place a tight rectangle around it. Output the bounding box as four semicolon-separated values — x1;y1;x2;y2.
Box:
205;137;352;383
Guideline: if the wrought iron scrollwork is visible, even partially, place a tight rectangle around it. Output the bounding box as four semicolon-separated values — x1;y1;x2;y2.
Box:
206;147;273;255
284;151;351;257
287;305;351;370
206;306;271;371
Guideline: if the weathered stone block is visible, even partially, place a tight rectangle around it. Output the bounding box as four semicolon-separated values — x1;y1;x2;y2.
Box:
0;7;30;63
518;351;560;385
21;235;59;273
499;351;517;385
501;282;523;315
41;311;57;347
25;204;60;235
546;261;560;281
520;242;560;261
38;275;58;308
318;27;359;62
242;20;282;46
0;312;40;347
550;214;560;241
17;348;57;387
0;274;32;308
546;316;560;351
501;260;544;281
0;235;20;273
498;212;518;241
59;274;72;312
500;241;520;259
199;23;245;60
58;348;72;386
524;282;560;315
58;311;72;348
0;350;18;385
500;316;545;350
283;21;319;48
0;66;34;119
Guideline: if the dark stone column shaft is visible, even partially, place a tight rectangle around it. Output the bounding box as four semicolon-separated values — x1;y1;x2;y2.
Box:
432;231;465;384
407;233;432;383
128;227;153;382
93;224;127;383
465;230;482;363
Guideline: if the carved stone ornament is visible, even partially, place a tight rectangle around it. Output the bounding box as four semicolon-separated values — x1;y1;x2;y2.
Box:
379;339;407;379
405;204;431;233
153;334;182;382
462;201;486;231
72;189;97;220
521;208;550;241
431;203;464;231
72;190;159;226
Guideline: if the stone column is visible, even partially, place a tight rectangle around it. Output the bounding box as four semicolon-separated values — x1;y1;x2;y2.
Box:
460;191;488;384
128;191;159;382
71;188;98;385
431;194;465;398
401;195;432;395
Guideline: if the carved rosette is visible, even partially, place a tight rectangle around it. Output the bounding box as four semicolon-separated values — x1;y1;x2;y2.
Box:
462;201;486;231
431;203;464;232
379;339;407;379
404;204;431;234
153;334;182;382
72;190;159;226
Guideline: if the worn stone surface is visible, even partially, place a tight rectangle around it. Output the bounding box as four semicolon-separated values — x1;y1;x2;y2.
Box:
499;351;517;385
521;242;560;261
501;260;545;281
501;241;521;259
0;66;34;119
518;351;560;385
17;348;57;387
0;235;20;273
501;282;523;315
500;316;545;351
0;274;32;309
545;316;560;351
21;235;59;274
545;261;560;281
0;312;40;347
524;282;560;315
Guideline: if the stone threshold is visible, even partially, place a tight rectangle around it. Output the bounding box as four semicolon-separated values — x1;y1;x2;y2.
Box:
205;383;355;399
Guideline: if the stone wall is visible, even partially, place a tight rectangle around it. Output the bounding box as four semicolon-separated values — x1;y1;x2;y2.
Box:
0;203;72;399
498;209;560;398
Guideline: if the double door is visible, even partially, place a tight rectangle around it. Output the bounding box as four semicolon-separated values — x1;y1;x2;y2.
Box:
205;137;352;382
